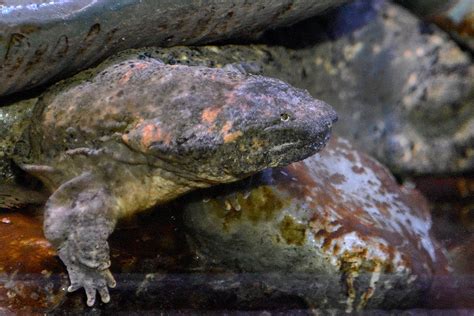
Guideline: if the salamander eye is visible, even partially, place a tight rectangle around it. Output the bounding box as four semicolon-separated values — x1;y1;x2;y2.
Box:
280;113;290;122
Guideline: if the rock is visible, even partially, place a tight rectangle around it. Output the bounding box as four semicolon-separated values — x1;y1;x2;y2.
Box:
0;0;347;97
182;137;448;312
0;211;67;314
261;0;474;174
410;174;474;310
395;0;463;17
449;235;474;276
50;208;318;313
412;175;474;203
0;98;36;183
396;0;474;51
2;205;344;313
0;184;47;209
423;230;474;310
412;174;473;246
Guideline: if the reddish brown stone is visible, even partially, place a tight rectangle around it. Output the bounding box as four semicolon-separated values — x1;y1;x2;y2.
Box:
424;234;474;310
413;175;474;202
183;137;449;311
0;211;67;314
412;175;474;252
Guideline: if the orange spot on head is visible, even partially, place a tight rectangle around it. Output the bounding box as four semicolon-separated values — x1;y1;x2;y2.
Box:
221;121;236;142
202;107;222;124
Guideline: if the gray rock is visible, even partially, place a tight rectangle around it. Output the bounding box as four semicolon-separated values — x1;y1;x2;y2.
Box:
182;136;448;312
0;98;35;183
395;0;474;52
262;0;474;175
395;0;460;17
0;0;347;97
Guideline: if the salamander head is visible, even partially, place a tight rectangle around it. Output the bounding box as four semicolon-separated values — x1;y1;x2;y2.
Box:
122;66;337;183
199;75;338;181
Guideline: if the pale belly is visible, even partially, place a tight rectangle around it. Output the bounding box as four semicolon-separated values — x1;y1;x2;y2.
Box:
112;166;196;219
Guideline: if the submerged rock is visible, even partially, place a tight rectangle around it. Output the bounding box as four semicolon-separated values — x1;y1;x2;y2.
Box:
182;136;448;311
414;174;474;243
396;0;474;51
3;206;322;313
0;211;67;314
0;0;347;97
407;174;474;310
428;199;474;298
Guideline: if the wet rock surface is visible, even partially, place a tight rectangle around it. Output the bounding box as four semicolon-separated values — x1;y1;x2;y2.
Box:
0;211;67;314
0;0;347;97
0;206;338;314
407;174;474;310
413;174;474;245
182;137;448;312
396;0;474;51
0;98;35;183
51;209;320;314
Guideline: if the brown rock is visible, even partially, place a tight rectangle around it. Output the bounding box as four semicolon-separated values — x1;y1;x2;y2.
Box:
183;137;448;311
396;0;474;51
412;174;473;248
0;211;67;314
424;234;474;310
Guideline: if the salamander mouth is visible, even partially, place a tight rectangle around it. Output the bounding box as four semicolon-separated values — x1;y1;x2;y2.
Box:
268;141;301;154
259;113;334;162
267;132;332;167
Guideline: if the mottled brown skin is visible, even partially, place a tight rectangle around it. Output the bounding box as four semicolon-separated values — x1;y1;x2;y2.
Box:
13;58;337;306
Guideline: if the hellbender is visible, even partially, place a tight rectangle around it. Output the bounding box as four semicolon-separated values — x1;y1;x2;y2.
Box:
2;58;337;305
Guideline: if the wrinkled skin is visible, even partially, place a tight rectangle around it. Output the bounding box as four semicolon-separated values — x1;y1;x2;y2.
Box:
14;58;336;305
